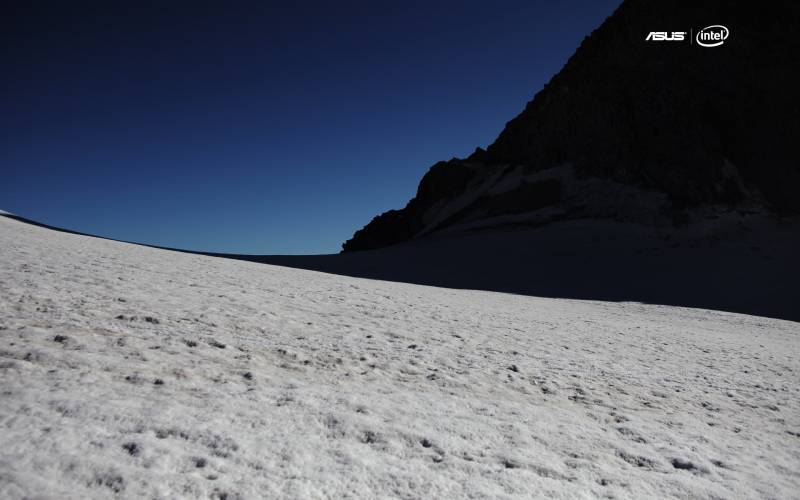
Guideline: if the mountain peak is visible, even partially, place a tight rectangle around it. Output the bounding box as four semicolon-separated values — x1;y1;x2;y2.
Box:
342;0;799;252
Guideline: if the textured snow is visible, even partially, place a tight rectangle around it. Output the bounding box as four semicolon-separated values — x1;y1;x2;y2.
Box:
0;215;798;499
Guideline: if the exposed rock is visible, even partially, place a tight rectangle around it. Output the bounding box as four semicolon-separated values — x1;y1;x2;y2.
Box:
342;0;800;252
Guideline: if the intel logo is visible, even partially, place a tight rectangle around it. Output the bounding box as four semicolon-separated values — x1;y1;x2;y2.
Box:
696;25;729;47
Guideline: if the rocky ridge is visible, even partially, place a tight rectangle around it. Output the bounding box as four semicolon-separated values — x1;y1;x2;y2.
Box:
343;0;799;252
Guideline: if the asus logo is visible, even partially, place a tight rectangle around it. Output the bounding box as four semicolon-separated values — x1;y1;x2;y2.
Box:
646;31;686;41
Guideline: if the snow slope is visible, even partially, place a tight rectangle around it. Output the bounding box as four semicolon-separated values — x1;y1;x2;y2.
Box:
0;215;798;499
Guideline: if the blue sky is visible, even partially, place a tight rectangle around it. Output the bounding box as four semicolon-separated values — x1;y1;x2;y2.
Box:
2;0;620;254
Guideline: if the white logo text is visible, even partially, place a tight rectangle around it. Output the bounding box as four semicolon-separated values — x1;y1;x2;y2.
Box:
645;31;686;41
696;25;729;47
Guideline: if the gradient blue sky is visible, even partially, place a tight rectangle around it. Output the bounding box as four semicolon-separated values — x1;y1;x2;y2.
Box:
2;0;620;254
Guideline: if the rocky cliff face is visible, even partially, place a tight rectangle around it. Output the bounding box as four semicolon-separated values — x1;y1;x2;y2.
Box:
342;0;799;252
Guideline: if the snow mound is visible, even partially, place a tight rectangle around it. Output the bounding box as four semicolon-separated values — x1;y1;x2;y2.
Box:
0;215;798;499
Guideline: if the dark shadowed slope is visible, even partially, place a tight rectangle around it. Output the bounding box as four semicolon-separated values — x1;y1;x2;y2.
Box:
258;215;800;323
3;212;798;322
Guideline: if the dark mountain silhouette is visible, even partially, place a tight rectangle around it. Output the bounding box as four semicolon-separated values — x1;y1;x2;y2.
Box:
343;0;800;252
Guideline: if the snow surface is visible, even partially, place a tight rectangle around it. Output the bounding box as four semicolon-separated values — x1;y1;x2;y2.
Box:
0;215;798;499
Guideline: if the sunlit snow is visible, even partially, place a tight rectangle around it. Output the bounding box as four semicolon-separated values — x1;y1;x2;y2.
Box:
1;216;798;499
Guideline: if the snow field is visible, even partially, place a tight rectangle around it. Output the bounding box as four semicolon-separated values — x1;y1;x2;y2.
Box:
0;216;798;499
